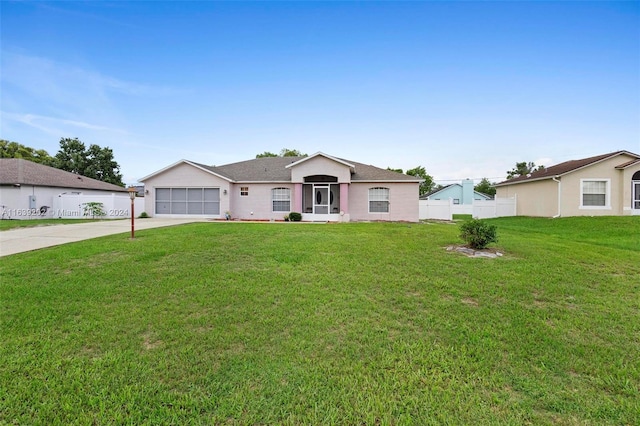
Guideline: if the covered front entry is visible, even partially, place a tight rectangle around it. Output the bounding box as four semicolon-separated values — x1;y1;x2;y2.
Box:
302;183;341;220
302;178;341;221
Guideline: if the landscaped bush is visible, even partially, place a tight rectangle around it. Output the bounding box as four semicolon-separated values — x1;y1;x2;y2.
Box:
139;211;149;218
288;212;302;222
459;218;498;249
82;202;106;219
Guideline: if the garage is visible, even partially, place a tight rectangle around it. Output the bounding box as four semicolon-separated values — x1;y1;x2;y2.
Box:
155;188;220;216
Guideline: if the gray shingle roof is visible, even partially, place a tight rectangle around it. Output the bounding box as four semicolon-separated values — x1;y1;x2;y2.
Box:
0;158;127;192
495;150;640;186
190;155;420;182
194;156;302;182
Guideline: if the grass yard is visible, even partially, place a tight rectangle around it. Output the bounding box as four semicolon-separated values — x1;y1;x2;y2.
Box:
1;217;638;425
0;218;106;231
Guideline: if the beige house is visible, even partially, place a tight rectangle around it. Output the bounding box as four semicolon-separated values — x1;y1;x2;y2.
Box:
495;150;640;217
139;152;421;222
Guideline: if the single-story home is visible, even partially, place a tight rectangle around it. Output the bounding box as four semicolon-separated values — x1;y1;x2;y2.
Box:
0;158;128;219
420;179;492;204
139;152;421;222
494;150;640;217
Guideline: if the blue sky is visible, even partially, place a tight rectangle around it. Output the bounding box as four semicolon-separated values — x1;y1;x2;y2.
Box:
2;1;639;186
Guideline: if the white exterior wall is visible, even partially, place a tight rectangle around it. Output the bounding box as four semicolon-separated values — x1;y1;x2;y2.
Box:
0;185;128;220
143;162;231;218
228;183;295;221
348;182;419;222
289;157;352;183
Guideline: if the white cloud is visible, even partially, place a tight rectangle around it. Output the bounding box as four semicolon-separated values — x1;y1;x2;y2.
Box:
2;112;128;135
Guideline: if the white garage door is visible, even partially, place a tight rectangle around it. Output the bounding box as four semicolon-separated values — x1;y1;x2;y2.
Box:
156;188;220;215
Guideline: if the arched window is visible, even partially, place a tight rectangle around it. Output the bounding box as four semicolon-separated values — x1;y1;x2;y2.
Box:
272;188;291;212
369;187;389;213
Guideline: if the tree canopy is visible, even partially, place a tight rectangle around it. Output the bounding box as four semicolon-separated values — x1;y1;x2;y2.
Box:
55;138;124;186
474;178;496;197
1;138;124;187
386;167;404;174
256;148;307;158
506;161;545;180
0;140;56;166
405;166;436;196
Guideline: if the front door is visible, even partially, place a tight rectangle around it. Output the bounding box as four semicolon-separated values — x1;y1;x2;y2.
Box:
633;181;640;215
314;186;329;214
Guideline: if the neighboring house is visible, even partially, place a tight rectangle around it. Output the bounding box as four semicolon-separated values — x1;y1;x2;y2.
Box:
139;152;421;222
494;150;640;217
421;179;492;204
0;158;127;219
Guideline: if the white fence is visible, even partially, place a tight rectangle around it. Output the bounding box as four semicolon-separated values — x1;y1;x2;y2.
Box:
51;194;145;219
419;197;516;221
419;199;452;220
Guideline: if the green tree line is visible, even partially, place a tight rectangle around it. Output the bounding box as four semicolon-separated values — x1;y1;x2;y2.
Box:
1;138;124;186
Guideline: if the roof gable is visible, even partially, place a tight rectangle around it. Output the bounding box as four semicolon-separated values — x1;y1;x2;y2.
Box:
421;184;456;199
495;150;640;186
0;158;127;192
139;159;233;182
285;152;355;171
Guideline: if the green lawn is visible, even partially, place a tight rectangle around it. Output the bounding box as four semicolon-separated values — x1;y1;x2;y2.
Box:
1;217;638;425
0;218;106;231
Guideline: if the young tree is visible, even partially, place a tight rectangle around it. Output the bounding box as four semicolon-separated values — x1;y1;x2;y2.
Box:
506;161;545;179
405;166;435;196
474;178;496;197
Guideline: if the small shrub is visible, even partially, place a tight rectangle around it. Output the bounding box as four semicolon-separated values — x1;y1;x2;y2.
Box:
82;202;106;219
139;211;149;219
288;212;302;222
283;214;290;222
459;219;498;249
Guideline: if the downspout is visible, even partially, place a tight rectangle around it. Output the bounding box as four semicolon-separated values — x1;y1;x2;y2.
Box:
552;176;561;218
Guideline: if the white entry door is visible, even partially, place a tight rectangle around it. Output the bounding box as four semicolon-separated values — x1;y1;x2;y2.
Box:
314;186;329;214
633;181;640;215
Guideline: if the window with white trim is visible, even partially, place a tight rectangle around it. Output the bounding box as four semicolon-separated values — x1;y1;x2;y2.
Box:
240;187;249;197
369;187;390;213
580;179;610;208
272;187;291;212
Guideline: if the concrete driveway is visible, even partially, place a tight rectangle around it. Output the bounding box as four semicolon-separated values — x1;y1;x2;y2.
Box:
0;218;204;257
